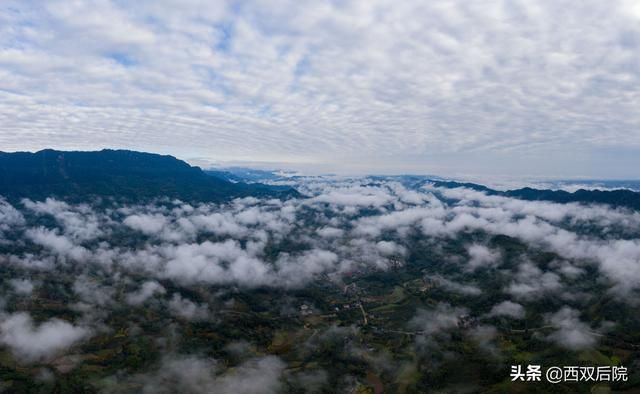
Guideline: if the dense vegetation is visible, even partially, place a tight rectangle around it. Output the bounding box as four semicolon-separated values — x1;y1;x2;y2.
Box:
0;150;296;203
0;153;638;393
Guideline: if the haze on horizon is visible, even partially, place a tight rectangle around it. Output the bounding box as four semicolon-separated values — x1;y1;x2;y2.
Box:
1;1;640;178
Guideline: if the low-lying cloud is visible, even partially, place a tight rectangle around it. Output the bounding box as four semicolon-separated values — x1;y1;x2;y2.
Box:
0;312;91;362
1;176;639;371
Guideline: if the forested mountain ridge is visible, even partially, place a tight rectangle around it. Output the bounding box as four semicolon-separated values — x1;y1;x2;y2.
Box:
426;180;640;210
0;149;297;202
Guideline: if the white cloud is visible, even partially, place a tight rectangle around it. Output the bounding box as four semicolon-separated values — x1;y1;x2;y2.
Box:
432;275;482;296
9;279;35;296
124;354;285;394
488;300;525;319
123;214;168;235
507;261;563;300
168;293;210;321
73;276;114;306
22;198;103;241
126;281;166;305
545;307;598;350
25;227;90;261
375;240;405;257
466;244;500;271
3;1;638;175
0;312;91;362
276;249;339;287
160;240;273;287
311;187;394;207
0;199;25;233
316;226;344;239
409;303;468;335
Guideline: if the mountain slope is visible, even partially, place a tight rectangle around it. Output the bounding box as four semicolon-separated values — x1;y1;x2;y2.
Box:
204;168;284;183
0;149;298;202
429;180;640;210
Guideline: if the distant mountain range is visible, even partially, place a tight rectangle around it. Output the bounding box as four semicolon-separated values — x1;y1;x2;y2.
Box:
0;149;297;202
1;149;638;210
195;168;640;211
204;167;286;183
427;180;640;211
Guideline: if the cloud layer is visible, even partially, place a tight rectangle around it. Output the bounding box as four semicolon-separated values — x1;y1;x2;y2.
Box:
1;178;639;389
2;1;640;176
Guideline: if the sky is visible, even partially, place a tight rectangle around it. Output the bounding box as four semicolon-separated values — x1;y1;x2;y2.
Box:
1;0;639;178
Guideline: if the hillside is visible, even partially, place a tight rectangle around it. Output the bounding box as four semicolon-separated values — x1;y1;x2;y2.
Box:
0;149;297;202
428;180;640;210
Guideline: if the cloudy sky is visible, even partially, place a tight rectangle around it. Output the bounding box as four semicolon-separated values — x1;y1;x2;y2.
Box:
1;0;639;178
